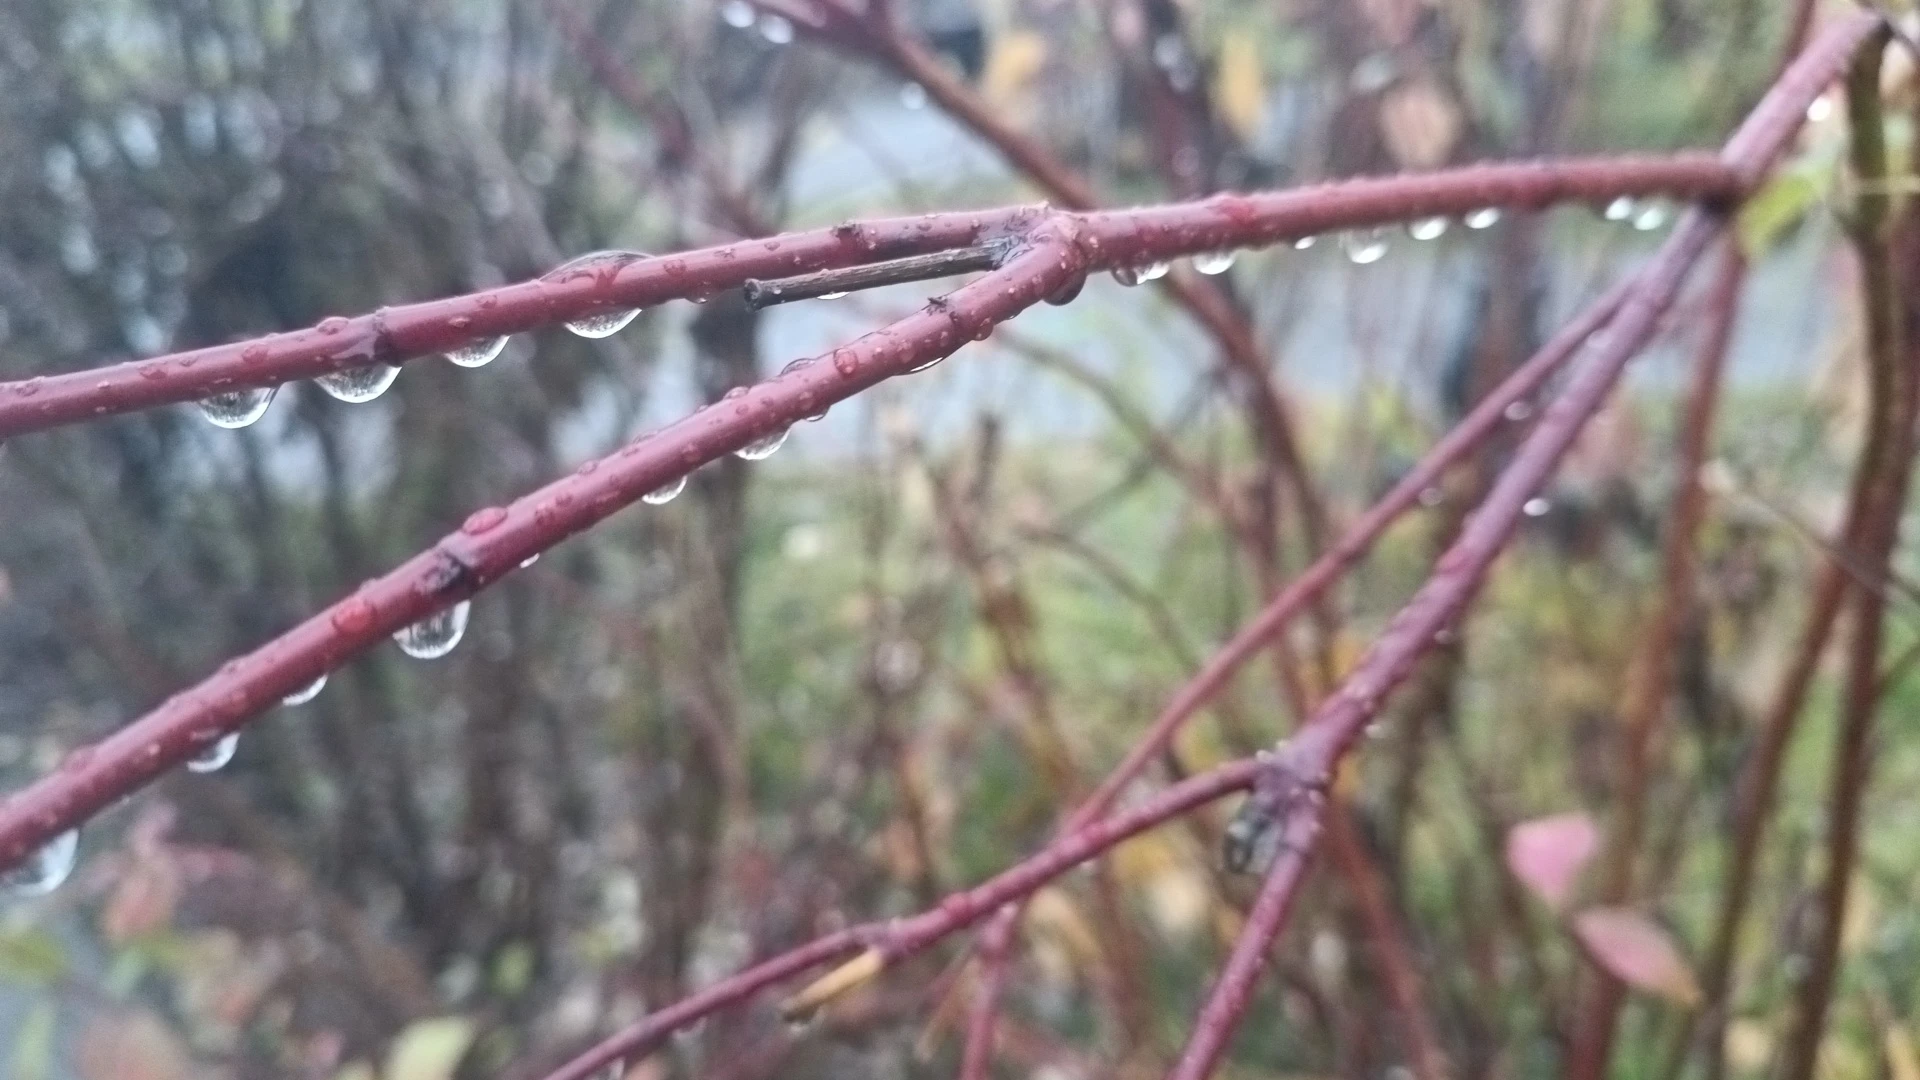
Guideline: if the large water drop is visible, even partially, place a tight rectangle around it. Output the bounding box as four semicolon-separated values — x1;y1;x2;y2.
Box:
197;385;275;428
1603;196;1636;222
187;732;238;773
720;0;755;28
757;14;794;44
1407;216;1448;241
565;309;639;339
394;600;471;659
446;336;508;368
1522;497;1551;518
1342;230;1389;265
317;365;400;403
1631;202;1669;232
1;830;78;897
737;428;789;461
1192;250;1237;275
283;673;327;705
1464;207;1502;230
544;251;647;339
1292;236;1317;250
642;475;687;505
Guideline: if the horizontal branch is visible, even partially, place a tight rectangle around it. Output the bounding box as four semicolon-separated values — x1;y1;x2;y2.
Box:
0;156;1741;439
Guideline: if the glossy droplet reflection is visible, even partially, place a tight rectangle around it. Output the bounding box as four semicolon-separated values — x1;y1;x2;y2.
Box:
1192;250;1237;275
187;732;238;773
642;475;687;505
1;830;78;897
1407;216;1448;241
736;427;789;461
1631;202;1669;232
197;385;276;428
544;250;648;339
1603;197;1636;222
446;336;508;368
1342;230;1388;265
1292;236;1317;250
720;0;755;28
283;673;327;705
316;364;400;403
1523;497;1551;517
1464;207;1502;230
757;13;794;44
394;600;471;659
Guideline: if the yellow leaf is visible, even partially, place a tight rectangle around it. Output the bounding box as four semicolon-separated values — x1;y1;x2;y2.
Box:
1887;1021;1920;1080
982;31;1048;106
385;1017;475;1080
1379;80;1461;169
1724;1020;1772;1072
1215;36;1265;142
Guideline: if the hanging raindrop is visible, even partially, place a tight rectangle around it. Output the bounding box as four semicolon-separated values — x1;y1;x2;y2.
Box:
519;553;540;569
1522;497;1551;517
1503;400;1533;422
394;600;471;659
817;291;848;301
197;385;276;428
757;14;794;44
1292;236;1317;250
642;475;687;505
446;336;508;368
1603;196;1636;222
544;250;648;339
737;427;789;461
720;0;755;28
316;364;400;403
1464;207;1502;230
1192;250;1237;275
187;732;238;773
1631;202;1669;232
1136;260;1170;282
1407;216;1448;241
1111;266;1143;287
1;829;78;897
1342;230;1388;265
283;673;327;706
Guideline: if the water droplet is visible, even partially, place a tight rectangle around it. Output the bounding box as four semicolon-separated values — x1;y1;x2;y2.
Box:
1631;202;1669;232
1503;400;1532;422
1407;216;1448;241
316;365;400;403
187;732;238;773
1603;196;1636;222
519;552;540;569
446;336;507;368
720;0;755;28
196;385;275;428
899;82;927;110
1342;230;1389;265
1464;207;1502;230
757;13;794;43
1192;250;1237;275
1522;497;1551;517
565;309;639;339
463;506;509;535
1292;236;1317;249
1418;486;1445;507
394;600;471;659
781;358;828;421
1111;266;1143;287
642;475;687;505
283;674;327;705
2;830;78;897
817;291;848;301
1136;260;1169;282
737;427;789;461
1045;275;1085;305
544;250;648;338
1807;96;1834;124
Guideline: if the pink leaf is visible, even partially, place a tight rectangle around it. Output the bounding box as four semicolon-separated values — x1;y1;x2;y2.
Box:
1573;908;1702;1005
1505;812;1598;910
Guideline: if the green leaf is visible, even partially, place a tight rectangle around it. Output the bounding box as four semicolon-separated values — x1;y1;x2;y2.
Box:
1737;171;1820;257
386;1016;476;1080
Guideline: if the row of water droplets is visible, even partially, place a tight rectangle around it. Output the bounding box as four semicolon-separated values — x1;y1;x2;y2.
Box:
1;664;335;897
1104;197;1669;284
196;250;652;430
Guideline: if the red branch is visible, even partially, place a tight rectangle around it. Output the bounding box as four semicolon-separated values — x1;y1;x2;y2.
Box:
0;157;1735;441
1160;14;1881;1080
